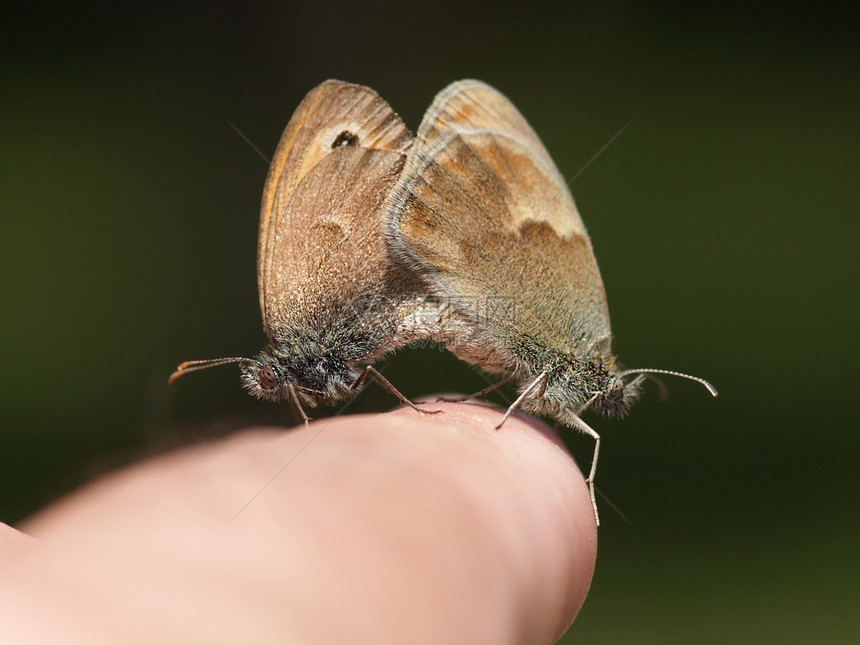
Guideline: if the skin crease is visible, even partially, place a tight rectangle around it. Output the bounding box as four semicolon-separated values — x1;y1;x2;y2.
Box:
0;403;597;644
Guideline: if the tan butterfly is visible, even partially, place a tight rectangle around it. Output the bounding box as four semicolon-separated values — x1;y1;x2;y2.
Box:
385;80;717;523
171;80;437;422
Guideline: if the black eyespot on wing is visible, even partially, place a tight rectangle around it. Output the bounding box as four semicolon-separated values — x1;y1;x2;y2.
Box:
331;130;360;148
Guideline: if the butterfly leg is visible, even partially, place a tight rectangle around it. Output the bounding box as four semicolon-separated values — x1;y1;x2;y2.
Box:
496;371;548;429
351;366;442;415
563;410;601;526
436;374;515;403
287;384;312;426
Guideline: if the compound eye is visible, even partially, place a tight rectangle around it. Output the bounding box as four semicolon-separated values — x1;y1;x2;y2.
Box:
259;365;279;389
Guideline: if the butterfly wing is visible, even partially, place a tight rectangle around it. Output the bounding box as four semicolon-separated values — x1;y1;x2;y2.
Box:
387;80;612;363
258;80;417;341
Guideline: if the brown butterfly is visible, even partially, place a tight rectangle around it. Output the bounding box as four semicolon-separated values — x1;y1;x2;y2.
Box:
385;80;717;523
170;80;437;422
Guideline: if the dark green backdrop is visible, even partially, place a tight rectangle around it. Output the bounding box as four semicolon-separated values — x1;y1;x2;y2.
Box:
3;2;857;642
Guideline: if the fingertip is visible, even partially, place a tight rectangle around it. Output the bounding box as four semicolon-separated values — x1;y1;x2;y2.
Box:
372;402;599;639
11;404;597;644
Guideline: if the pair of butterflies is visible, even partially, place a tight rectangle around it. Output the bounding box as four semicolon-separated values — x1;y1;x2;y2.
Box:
172;79;716;524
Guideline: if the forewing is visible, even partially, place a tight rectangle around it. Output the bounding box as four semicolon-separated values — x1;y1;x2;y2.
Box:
388;80;611;354
259;81;413;338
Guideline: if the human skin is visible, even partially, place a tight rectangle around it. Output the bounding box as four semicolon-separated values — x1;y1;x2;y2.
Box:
0;402;597;644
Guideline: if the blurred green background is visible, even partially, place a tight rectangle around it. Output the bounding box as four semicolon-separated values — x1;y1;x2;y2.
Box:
2;2;857;642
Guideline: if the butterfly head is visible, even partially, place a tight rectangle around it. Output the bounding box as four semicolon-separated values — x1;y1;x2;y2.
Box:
589;367;643;418
240;340;366;407
169;342;359;409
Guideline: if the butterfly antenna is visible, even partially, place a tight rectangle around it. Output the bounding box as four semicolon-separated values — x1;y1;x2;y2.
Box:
169;357;253;385
618;368;718;398
644;374;669;402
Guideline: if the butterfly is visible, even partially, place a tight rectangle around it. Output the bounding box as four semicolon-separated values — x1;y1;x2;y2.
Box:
171;81;438;422
385;80;717;523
